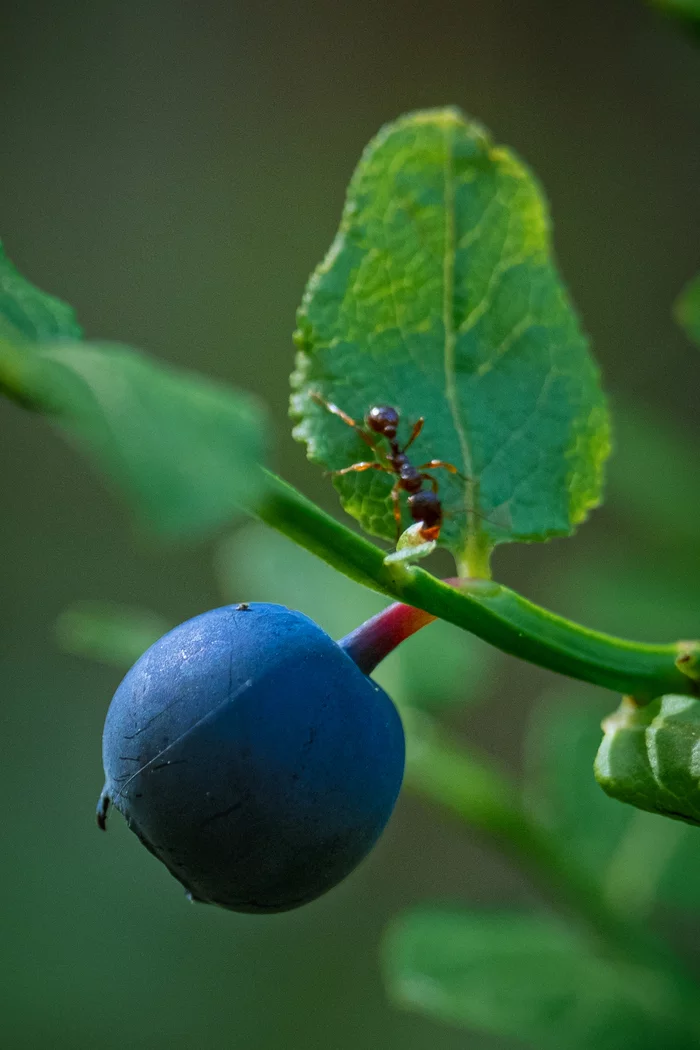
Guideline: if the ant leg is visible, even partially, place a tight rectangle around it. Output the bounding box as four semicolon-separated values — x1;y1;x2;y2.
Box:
310;391;358;427
420;473;439;493
402;417;425;452
330;462;389;477
310;392;379;451
417;459;467;480
390;481;403;542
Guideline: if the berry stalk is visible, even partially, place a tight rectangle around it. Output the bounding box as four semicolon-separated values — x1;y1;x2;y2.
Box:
338;581;464;673
339;601;438;674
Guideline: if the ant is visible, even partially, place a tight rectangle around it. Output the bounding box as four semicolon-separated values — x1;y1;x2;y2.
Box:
311;393;463;543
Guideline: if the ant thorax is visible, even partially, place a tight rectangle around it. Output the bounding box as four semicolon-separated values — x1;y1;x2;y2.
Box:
395;457;422;492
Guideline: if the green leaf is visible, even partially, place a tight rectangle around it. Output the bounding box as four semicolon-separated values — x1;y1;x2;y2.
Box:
384;908;693;1049
675;274;700;345
0;241;82;342
0;338;269;538
291;108;609;569
523;691;697;918
54;601;171;668
218;523;491;708
596;695;700;827
525;690;700;916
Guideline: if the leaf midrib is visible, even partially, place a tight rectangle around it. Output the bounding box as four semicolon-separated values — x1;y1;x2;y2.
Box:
441;120;481;551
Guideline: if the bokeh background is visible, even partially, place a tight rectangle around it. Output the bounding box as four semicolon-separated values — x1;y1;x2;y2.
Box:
1;1;699;1047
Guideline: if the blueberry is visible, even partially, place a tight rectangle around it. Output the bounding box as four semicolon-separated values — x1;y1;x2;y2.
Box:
99;603;405;912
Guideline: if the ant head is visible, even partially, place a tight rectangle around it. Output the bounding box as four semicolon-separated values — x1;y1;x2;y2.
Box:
366;405;399;439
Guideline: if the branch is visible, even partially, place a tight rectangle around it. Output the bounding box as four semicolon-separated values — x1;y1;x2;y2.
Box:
254;471;700;702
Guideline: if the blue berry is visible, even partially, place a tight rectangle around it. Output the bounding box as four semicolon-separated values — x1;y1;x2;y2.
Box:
99;603;405;912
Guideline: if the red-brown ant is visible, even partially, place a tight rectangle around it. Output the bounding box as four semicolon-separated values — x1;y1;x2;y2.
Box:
310;393;463;543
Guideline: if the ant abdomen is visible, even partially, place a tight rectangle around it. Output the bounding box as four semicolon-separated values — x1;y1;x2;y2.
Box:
407;489;442;531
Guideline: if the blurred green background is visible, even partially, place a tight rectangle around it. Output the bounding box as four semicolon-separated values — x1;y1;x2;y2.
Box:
1;1;699;1048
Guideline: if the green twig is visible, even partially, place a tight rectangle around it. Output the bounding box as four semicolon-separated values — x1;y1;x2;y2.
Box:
255;471;700;702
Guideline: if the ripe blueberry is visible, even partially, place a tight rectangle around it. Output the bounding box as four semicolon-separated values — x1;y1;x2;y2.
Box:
99;603;405;912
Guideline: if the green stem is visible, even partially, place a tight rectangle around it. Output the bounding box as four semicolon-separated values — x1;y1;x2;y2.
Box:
255;471;699;701
458;533;493;581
